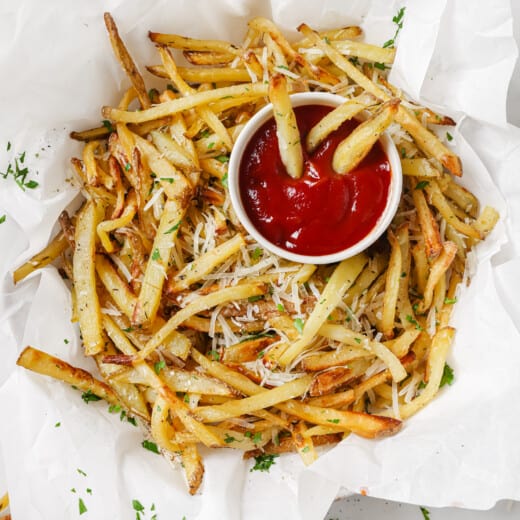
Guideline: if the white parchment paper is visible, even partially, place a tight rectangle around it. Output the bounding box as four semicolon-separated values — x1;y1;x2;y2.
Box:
1;1;519;519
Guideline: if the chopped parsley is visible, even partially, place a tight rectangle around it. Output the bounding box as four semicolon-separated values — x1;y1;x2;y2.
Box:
415;180;430;190
251;247;262;261
133;499;145;513
354;337;362;344
374;62;386;70
6;141;11;151
199;129;210;139
221;172;228;188
294;318;305;334
248;295;263;302
301;446;310;453
446;132;453;142
440;363;454;388
405;315;423;331
250;453;278;472
102;120;114;132
208;350;220;361
154;360;166;374
151;248;161;261
252;432;262;444
207;142;215;150
382;7;406;48
323;36;331;45
64;338;69;344
420;506;430;520
0;215;5;224
216;155;230;163
160;177;174;184
277;303;285;312
142;440;160;454
224;433;236;444
1;149;39;191
125;163;131;171
81;390;101;404
78;498;88;515
77;468;87;477
108;404;122;414
55;422;61;427
327;419;340;424
444;297;457;305
164;220;182;234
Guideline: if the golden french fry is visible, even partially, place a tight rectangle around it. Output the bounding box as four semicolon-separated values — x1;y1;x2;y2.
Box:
306;96;372;153
149;32;241;55
401;158;441;178
17;346;120;406
103;83;269;124
13;232;69;284
268;74;303;179
74;201;104;355
380;230;401;339
332;98;399;174
412;187;443;260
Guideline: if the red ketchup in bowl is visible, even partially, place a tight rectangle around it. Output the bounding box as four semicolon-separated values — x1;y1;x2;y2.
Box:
238;105;391;256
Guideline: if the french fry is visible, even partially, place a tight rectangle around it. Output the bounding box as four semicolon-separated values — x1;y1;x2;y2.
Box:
133;199;186;326
412;187;443;260
149;32;241;55
103;83;269;124
168;234;245;293
13;232;69;284
17;346;120;406
380;230;401;339
332;40;396;63
194;375;312;423
74;201;105;355
104;13;150;110
137;283;266;361
147;64;250;83
418;241;457;313
268;74;303;179
397;328;455;419
332;98;399;174
401;158;441;178
306;96;372;153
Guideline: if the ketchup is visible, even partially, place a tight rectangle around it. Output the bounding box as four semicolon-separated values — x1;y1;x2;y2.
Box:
239;105;391;256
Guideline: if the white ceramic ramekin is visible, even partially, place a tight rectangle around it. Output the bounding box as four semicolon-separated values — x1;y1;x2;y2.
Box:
228;92;402;264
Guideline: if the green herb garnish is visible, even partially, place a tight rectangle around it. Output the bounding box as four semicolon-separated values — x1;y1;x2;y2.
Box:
250;454;278;472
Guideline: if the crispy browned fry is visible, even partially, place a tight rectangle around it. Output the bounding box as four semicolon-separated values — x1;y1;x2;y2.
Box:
412;186;443;260
70;125;111;142
305;389;355;408
221;335;278;363
308;367;353;396
418;241;458;313
332;99;399;174
104;13;150;110
301;345;370;372
17;346;120;406
149;31;241;55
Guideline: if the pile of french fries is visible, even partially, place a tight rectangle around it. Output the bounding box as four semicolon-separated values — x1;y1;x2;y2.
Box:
14;13;499;494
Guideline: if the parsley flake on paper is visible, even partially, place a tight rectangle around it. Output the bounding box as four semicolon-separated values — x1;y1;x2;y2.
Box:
383;7;406;48
250;453;278;472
